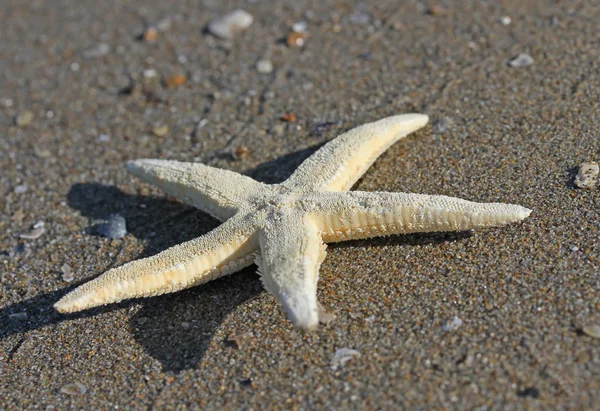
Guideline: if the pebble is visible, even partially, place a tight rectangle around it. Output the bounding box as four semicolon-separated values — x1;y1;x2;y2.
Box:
143;69;158;79
582;324;600;339
156;16;172;32
143;26;159;42
97;134;110;143
226;332;257;350
20;221;45;240
433;117;453;134
292;21;308;33
234;145;250;160
152;124;169;137
83;43;110;58
281;113;297;122
256;59;273;74
165;74;186;87
509;53;534;68
181;322;191;329
9;312;28;321
331;348;361;370
137;317;149;325
208;9;253;39
500;16;512;25
574;161;599;189
97;215;127;239
61;263;74;282
442;316;463;331
318;304;337;325
14;184;28;194
15;110;34;127
286;31;308;47
60;382;87;395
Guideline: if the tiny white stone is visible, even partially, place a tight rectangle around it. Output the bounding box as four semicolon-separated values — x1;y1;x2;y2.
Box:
500;16;511;25
208;9;253;40
574;161;599;189
509;53;534;68
256;59;273;74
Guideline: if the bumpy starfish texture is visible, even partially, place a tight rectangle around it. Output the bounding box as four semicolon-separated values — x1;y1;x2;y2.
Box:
55;114;531;330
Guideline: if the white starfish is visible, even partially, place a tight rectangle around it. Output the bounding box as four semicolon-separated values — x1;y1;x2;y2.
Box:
55;114;531;330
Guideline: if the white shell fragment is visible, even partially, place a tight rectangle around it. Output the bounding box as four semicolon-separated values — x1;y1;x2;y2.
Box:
331;348;361;370
509;53;534;68
582;324;600;339
574;161;599;189
60;382;87;395
208;9;253;40
20;221;45;240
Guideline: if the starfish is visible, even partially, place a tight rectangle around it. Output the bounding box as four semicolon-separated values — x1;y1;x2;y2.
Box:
55;114;531;330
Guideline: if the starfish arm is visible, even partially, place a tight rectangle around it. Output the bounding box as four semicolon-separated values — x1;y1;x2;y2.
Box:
309;191;532;242
256;212;326;331
54;214;259;313
126;159;270;221
284;114;429;192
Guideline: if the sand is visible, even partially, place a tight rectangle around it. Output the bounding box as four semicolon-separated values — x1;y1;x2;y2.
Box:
1;0;599;408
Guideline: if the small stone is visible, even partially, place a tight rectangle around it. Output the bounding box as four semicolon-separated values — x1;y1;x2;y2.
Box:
165;74;186;87
83;43;110;58
60;382;87;396
234;145;250;160
34;146;52;158
11;209;24;222
292;21;308;33
433;117;453;134
427;5;447;16
226;331;257;350
181;322;191;329
14;184;28;194
208;9;254;40
156;17;172;32
15;111;34;127
137;317;149;325
500;16;512;25
331;348;361;370
143;26;159;42
582;324;600;339
152;124;169;137
70;62;80;72
286;31;309;47
256;59;273;74
20;221;45;239
442;316;463;331
97;134;110;143
574;161;599;189
61;263;74;282
1;98;14;108
509;53;534;68
143;69;158;79
9;312;28;321
97;215;127;239
281;113;297;122
318;304;336;325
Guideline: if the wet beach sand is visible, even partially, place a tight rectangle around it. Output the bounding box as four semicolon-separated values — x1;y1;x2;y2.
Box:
1;0;599;408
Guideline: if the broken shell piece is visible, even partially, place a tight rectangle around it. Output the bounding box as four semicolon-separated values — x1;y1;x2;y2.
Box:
574;161;599;189
208;9;253;40
20;221;45;239
331;348;361;370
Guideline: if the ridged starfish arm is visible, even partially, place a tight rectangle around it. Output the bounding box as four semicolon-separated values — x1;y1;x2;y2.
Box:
126;159;270;221
54;214;259;313
256;212;327;331
309;191;532;242
284;114;429;192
